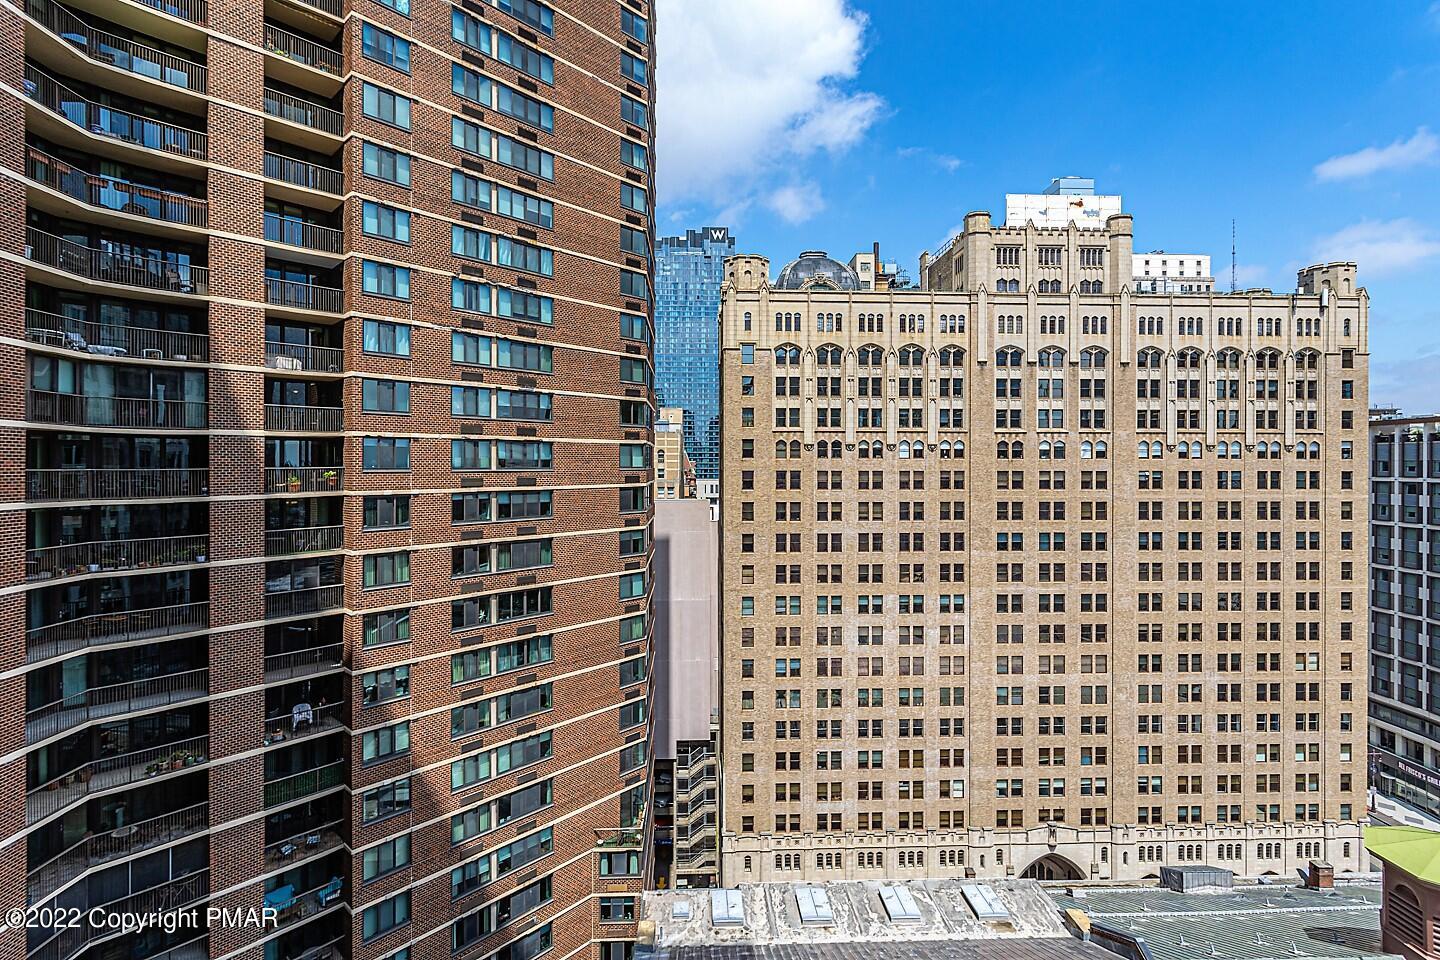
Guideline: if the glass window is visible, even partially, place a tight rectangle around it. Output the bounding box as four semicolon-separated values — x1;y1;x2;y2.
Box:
362;83;411;130
362;23;411;72
363;319;410;356
361;891;410;940
363;143;410;186
363;261;411;300
363;201;411;243
362;378;411;413
621;52;647;85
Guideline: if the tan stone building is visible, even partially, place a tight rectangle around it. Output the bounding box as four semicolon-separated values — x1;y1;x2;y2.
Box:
716;209;1369;885
657;406;693;499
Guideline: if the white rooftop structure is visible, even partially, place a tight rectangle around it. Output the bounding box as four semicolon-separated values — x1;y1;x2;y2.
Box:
1133;251;1215;293
1005;177;1121;229
794;887;834;926
877;884;923;923
709;889;745;927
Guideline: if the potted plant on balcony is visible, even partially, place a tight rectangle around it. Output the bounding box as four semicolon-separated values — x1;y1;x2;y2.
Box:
286;473;301;492
321;469;338;489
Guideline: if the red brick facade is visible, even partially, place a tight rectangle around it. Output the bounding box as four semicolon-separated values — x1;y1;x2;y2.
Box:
2;0;654;958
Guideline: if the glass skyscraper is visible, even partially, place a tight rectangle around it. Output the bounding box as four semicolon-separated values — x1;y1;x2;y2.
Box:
655;226;735;480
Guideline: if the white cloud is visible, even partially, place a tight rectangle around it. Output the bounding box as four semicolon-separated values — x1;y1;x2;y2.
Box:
1311;218;1440;275
655;0;883;219
1313;127;1439;181
898;146;963;173
1372;350;1440;415
766;183;826;225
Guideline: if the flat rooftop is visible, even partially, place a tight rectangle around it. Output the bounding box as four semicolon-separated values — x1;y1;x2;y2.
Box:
642;880;1082;954
1048;883;1391;960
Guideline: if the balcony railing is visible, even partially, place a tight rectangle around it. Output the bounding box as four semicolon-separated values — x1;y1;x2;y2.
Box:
271;875;346;927
27;734;209;825
27;0;208;91
26;534;209;581
264;642;343;682
264;24;342;75
265;467;343;493
286;0;341;19
26;227;209;295
27;801;207;904
263;700;345;745
26;308;210;362
265;584;343;619
29;869;208;960
27;601;208;664
28;389;208;429
263;152;343;195
266;525;343;556
264;758;345;807
27;667;209;743
23;64;208;159
264;818;344;870
136;0;206;23
27;467;209;502
266;277;343;313
265;404;343;432
264;87;342;136
264;212;343;253
26;147;208;228
265;340;342;373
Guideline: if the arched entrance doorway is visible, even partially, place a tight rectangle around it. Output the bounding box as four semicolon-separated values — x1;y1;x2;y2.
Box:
1021;854;1085;881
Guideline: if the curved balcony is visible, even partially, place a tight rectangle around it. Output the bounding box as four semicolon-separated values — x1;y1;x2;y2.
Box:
266;277;343;314
26;227;209;295
26;307;209;362
266;525;343;556
265;584;343;619
264;212;343;254
29;869;208;960
266;340;342;373
24;64;208;161
265;466;342;493
265;404;343;432
27;734;209;825
27;467;209;502
264;642;343;681
263;152;342;197
26;0;208;93
27;600;209;664
27;801;207;905
263;87;342;137
28;389;208;429
25;533;209;581
26;147;208;229
27;667;209;744
264;758;344;807
264;23;342;76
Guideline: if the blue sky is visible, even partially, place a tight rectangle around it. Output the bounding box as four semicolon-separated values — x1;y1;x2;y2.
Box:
655;0;1440;412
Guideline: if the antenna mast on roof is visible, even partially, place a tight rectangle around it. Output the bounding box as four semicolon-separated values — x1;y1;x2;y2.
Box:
1231;219;1237;293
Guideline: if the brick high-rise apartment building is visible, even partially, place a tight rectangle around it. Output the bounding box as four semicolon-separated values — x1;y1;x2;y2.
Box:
716;208;1368;884
2;0;654;957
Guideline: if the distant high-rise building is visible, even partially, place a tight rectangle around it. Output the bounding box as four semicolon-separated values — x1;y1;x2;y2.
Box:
1369;413;1440;820
1134;251;1216;293
656;227;735;480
